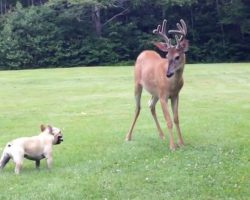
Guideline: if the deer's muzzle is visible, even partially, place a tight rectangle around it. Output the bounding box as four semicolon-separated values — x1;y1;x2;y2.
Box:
166;62;175;78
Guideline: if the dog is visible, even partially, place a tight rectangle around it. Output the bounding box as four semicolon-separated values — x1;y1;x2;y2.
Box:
0;124;63;174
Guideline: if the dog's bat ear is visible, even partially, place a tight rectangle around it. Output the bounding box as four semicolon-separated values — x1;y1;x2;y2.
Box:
47;125;53;133
40;124;46;132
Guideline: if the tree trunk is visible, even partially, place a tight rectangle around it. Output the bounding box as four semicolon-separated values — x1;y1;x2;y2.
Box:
0;0;2;15
92;4;102;37
4;0;6;14
190;6;195;40
215;0;225;48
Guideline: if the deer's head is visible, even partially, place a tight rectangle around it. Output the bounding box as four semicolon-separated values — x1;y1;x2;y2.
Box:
153;19;189;78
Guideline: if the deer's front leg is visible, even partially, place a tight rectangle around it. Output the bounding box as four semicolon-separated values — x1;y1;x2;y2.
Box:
171;95;184;147
159;98;176;150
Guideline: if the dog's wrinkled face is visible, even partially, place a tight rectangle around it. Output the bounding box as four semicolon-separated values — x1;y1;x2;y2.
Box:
41;124;63;145
51;127;63;145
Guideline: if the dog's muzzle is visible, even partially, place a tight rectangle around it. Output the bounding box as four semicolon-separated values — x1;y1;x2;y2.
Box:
55;134;63;145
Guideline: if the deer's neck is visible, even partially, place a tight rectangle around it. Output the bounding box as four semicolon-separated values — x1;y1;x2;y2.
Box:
175;67;184;79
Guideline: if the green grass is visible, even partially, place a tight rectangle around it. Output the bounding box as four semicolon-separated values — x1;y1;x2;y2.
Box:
0;63;249;200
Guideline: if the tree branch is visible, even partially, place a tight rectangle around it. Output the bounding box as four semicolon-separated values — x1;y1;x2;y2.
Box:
102;8;129;27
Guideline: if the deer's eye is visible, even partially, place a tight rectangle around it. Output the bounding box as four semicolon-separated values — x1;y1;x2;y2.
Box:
175;56;180;60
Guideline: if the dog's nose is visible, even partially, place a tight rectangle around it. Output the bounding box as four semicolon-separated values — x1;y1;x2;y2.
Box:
59;135;63;141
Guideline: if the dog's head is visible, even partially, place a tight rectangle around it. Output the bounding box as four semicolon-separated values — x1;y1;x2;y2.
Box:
40;124;63;145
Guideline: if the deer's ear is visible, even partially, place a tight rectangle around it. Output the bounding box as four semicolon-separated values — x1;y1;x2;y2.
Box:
40;124;46;132
179;39;189;52
153;42;169;52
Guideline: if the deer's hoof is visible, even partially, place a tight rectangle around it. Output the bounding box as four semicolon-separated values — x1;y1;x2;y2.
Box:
125;135;132;142
159;134;165;140
177;140;184;147
169;145;176;151
169;144;177;151
178;143;184;148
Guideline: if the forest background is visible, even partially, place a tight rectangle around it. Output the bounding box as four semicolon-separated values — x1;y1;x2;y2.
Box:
0;0;249;70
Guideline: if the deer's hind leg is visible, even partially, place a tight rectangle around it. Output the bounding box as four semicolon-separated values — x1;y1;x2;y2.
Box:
148;96;165;140
125;84;142;141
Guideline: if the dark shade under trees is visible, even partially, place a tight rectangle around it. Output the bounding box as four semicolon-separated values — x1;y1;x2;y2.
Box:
0;0;249;70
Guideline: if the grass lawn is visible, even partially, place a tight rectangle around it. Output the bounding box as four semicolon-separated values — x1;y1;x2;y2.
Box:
0;63;249;200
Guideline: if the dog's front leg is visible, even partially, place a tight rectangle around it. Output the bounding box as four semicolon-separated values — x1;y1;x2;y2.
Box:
46;157;52;169
45;152;53;169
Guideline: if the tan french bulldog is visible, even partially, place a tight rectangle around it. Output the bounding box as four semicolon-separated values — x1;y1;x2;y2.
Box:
0;124;63;174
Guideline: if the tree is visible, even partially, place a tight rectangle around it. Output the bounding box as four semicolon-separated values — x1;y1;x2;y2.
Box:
62;0;129;36
0;0;249;69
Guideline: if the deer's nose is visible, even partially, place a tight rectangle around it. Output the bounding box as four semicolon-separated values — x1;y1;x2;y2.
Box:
166;72;174;78
166;60;175;77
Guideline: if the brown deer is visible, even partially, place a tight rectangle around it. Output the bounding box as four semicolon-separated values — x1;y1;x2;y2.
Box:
125;19;189;150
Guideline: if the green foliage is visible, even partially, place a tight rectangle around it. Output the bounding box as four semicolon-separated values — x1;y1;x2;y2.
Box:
0;3;58;69
0;0;249;69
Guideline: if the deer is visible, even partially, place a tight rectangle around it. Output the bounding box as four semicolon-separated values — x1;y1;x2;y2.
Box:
125;19;189;150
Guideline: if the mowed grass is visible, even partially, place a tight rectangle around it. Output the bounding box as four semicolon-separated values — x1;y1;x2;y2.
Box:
0;63;249;200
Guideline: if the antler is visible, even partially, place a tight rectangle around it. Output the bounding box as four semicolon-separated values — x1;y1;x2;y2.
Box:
153;19;171;48
168;19;187;48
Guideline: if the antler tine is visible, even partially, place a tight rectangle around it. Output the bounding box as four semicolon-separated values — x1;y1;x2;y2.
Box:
168;21;187;36
180;19;187;35
162;19;167;34
167;19;187;47
153;25;161;34
176;22;185;42
153;19;171;47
